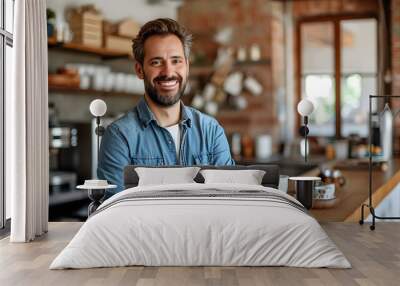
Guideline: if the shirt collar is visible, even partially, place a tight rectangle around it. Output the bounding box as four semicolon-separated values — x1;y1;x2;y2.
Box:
136;97;192;128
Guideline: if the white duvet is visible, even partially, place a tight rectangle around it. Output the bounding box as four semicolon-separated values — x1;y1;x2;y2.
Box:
50;183;351;269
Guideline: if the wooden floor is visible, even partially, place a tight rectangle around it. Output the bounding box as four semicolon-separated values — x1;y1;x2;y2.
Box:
0;222;399;286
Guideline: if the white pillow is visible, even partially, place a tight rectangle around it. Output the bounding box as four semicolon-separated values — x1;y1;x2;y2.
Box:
200;169;266;185
135;167;201;186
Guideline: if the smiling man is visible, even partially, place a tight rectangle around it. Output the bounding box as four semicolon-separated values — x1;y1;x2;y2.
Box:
98;18;235;197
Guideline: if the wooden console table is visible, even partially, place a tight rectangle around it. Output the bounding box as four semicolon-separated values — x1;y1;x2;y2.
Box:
304;159;400;222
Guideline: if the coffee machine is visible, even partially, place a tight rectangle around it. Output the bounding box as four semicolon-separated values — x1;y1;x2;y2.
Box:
49;126;78;194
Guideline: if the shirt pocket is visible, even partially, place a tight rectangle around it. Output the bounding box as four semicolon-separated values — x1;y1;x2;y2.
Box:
193;152;214;165
131;156;164;166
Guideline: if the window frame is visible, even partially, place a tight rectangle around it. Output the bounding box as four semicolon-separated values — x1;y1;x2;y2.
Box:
0;0;14;230
295;13;379;139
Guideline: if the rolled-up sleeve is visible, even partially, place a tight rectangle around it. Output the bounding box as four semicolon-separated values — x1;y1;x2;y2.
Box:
97;124;130;197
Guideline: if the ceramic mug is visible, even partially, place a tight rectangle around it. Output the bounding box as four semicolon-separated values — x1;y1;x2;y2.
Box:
289;176;321;209
313;183;335;200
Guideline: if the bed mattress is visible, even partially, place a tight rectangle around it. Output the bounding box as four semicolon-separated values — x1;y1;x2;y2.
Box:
50;183;351;269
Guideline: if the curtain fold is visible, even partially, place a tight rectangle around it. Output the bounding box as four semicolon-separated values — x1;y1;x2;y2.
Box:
7;0;49;242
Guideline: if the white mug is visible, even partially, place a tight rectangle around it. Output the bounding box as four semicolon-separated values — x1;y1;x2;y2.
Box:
278;175;289;193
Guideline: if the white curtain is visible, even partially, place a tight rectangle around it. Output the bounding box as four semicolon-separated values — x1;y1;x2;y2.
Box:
6;0;49;242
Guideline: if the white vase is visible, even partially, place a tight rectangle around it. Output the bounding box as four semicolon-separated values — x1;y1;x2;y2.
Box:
380;103;393;160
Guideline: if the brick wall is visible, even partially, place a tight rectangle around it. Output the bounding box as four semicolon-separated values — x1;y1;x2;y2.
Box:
393;0;400;95
178;0;400;155
393;0;400;153
178;0;283;154
292;0;378;18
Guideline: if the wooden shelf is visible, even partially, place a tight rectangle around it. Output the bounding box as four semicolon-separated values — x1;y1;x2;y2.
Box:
190;59;271;77
48;39;132;60
49;85;141;97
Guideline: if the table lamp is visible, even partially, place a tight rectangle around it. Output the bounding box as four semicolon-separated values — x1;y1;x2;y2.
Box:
77;99;116;216
90;99;107;162
288;98;318;210
297;98;315;162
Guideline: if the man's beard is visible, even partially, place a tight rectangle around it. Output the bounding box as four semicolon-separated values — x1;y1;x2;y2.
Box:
143;73;187;107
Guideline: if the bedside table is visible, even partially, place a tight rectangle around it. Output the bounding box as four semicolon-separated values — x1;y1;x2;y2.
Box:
76;184;116;216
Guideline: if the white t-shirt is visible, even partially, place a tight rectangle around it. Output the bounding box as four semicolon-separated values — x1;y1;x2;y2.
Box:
165;123;181;158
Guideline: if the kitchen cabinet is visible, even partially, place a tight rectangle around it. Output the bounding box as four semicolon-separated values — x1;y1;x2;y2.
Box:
47;39;140;220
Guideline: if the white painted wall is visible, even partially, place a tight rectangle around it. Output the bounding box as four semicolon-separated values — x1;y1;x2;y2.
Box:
46;0;181;26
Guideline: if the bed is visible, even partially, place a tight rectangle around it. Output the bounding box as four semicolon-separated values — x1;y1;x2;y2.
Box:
50;165;351;269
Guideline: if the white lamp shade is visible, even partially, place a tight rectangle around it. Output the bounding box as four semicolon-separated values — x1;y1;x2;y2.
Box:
297;98;315;116
89;99;107;117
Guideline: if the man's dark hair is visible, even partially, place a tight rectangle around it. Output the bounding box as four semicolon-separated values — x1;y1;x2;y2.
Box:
132;18;192;66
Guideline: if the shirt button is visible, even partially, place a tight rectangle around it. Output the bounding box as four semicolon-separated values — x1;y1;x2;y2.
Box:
169;140;172;144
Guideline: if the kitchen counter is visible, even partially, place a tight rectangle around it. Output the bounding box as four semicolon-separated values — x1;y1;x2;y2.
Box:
235;156;400;222
237;155;327;177
304;158;400;222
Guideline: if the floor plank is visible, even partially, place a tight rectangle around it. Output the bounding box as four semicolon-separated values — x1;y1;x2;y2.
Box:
0;222;399;286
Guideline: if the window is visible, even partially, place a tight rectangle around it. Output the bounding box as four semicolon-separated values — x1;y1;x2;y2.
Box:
340;19;377;137
298;17;377;138
301;22;335;137
1;0;14;229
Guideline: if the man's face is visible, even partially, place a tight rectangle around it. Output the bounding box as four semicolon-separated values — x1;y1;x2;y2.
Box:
135;34;189;107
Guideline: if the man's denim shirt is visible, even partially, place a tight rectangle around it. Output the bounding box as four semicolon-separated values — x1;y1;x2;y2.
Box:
97;98;235;197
